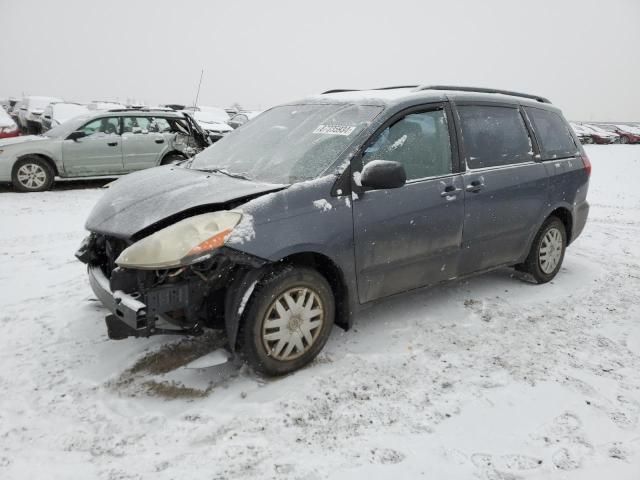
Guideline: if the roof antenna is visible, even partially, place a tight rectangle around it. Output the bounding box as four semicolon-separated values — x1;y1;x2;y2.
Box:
193;69;204;108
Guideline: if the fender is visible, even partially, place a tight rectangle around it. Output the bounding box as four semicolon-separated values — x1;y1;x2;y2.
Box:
224;266;269;352
519;201;574;263
14;151;61;176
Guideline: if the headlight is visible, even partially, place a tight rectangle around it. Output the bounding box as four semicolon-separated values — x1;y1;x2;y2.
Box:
115;211;242;269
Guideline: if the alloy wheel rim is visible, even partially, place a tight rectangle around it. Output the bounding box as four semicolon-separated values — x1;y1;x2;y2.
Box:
539;227;563;274
17;163;46;189
262;287;324;361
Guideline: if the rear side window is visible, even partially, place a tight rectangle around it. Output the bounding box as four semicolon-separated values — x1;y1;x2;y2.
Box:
457;105;533;169
525;107;577;159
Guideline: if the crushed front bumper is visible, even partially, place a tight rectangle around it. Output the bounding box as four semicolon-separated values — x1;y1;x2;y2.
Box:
88;265;202;339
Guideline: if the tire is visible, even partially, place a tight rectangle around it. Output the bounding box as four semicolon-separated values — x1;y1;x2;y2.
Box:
519;216;566;284
160;153;186;165
238;266;335;376
11;156;55;192
620;136;629;144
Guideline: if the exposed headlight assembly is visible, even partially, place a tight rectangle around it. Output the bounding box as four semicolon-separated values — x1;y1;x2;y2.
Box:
116;211;242;269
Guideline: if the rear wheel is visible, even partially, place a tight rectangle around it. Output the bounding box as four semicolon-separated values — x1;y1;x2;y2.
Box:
12;156;55;192
518;216;566;284
238;266;335;376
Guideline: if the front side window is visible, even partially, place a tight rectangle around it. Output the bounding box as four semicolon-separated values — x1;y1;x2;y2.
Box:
361;109;452;181
458;105;533;169
525;107;577;159
191;104;382;184
80;117;119;136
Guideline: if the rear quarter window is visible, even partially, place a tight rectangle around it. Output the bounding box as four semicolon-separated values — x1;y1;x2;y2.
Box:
525;107;577;160
457;105;533;169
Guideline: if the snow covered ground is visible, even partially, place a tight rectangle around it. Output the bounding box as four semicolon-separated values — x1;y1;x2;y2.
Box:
1;146;639;479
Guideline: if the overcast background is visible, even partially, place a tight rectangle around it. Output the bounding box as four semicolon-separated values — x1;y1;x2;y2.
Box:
1;0;638;121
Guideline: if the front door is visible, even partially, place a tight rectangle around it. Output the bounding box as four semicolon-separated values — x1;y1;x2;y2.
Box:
454;104;549;273
352;105;465;303
121;116;168;171
62;116;123;175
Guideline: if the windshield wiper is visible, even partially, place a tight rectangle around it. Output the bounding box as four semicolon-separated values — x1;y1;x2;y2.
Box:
196;167;252;181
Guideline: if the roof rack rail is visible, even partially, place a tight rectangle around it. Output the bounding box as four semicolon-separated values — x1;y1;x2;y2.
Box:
106;107;174;113
321;89;359;94
373;85;418;91
321;85;418;95
413;85;551;104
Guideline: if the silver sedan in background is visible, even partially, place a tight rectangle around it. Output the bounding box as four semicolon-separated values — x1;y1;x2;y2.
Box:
0;108;210;192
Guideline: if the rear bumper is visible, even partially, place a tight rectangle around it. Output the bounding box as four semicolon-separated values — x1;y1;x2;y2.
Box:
572;201;589;243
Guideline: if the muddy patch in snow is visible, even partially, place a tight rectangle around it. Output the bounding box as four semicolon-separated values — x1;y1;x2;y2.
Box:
109;330;232;399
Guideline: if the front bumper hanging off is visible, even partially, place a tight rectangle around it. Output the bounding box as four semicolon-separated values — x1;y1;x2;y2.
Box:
88;265;203;340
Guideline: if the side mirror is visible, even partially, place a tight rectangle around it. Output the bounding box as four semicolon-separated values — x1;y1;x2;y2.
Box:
67;130;86;141
360;160;406;190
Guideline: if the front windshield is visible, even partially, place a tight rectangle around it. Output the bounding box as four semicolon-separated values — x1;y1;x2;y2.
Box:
43;114;92;138
190;103;382;184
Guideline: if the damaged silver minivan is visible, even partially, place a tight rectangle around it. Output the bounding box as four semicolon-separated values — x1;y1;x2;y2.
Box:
77;86;590;375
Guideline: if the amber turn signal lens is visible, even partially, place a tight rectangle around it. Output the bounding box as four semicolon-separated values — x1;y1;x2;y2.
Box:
186;228;233;257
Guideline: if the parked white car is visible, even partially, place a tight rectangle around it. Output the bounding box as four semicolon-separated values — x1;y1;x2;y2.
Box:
569;122;593;144
228;111;262;129
184;106;233;142
41;102;90;131
17;96;63;134
87;101;126;111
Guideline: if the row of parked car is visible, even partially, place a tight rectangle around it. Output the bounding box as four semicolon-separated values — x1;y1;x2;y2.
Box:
0;96;261;143
0;95;263;192
569;122;640;144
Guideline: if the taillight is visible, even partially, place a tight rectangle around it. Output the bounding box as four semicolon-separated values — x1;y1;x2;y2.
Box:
581;154;592;176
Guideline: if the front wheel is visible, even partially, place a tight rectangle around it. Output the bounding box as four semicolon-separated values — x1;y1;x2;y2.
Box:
238;266;335;376
620;135;629;144
12;157;55;192
518;216;566;284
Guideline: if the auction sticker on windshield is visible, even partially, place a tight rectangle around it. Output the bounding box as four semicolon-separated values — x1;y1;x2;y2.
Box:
313;124;356;136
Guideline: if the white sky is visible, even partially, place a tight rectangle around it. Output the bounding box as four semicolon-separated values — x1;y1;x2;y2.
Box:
1;0;639;121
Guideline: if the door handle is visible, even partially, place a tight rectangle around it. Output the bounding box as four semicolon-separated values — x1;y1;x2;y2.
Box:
440;185;462;197
466;179;485;193
155;139;165;144
107;142;118;147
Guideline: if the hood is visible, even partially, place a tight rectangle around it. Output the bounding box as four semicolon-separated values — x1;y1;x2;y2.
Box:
85;165;286;239
197;120;234;133
0;135;47;147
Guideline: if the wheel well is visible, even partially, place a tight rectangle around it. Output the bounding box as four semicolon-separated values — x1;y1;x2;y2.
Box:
549;207;573;244
278;252;350;330
15;154;59;176
160;150;186;165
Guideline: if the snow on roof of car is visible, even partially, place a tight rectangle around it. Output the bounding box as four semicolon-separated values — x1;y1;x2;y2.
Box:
26;96;63;109
307;86;555;109
51;103;90;123
311;87;424;103
584;124;618;135
186;106;229;122
0;107;16;128
616;124;640;134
